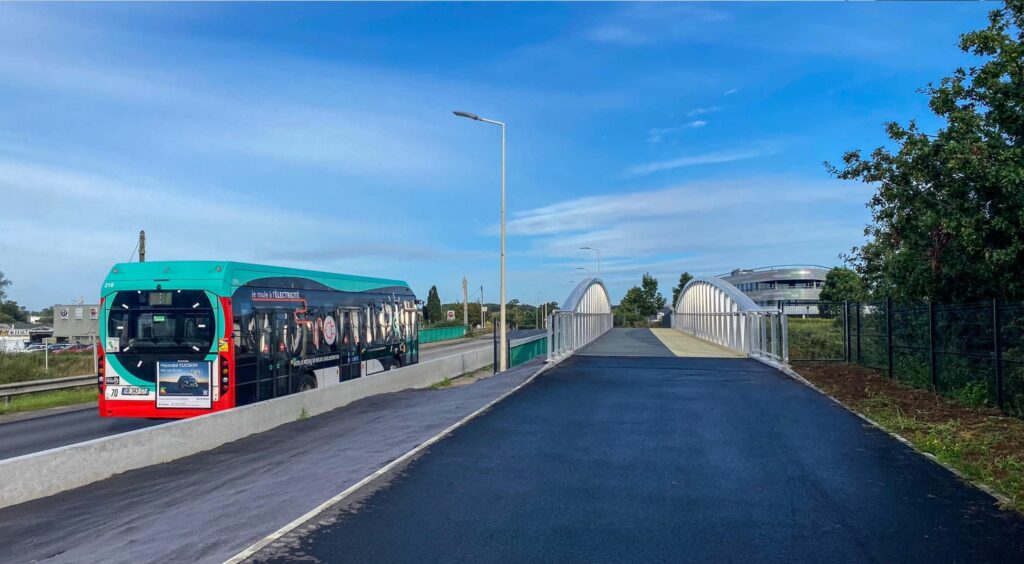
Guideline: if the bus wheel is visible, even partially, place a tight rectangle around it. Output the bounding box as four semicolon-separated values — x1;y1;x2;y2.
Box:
297;374;317;392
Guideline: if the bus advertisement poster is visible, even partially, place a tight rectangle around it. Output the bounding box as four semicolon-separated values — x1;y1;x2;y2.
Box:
156;361;212;409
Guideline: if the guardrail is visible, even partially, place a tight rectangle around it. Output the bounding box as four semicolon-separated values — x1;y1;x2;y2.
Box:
0;374;96;404
546;311;613;361
673;311;788;364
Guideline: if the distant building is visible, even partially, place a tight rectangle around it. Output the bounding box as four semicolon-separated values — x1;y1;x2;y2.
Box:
719;265;832;315
52;304;101;343
0;322;53;351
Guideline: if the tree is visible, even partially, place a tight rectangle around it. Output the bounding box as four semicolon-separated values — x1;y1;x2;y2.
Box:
0;301;28;324
818;268;866;318
0;271;9;302
425;286;442;325
620;273;666;320
827;1;1024;302
671;272;694;307
36;306;54;325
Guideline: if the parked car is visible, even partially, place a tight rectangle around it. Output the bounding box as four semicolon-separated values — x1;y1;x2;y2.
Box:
21;344;46;353
57;343;93;354
46;343;71;353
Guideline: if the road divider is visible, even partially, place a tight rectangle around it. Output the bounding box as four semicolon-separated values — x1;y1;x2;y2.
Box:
0;345;498;509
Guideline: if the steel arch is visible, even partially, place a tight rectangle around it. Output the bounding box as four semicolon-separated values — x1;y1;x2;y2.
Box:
673;278;788;363
548;278;613;360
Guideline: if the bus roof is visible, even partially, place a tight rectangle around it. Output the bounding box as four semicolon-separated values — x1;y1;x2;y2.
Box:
102;261;412;297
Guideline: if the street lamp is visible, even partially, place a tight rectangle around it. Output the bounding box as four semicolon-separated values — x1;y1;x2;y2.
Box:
454;110;508;371
576;266;591;278
580;246;601;277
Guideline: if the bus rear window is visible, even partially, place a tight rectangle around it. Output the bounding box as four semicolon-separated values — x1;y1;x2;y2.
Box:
107;290;215;354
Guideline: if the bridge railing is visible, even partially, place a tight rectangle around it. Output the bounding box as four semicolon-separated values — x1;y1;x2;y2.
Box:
547;311;613;361
673;310;788;364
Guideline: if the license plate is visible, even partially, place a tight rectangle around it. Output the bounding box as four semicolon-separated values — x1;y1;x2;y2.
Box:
121;387;149;396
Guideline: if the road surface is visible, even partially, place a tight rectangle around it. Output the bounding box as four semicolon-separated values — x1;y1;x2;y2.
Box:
0;361;543;564
0;331;543;460
252;330;1024;563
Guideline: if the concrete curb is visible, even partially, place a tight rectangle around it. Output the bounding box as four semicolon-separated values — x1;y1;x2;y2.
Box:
751;356;1013;509
226;357;559;563
0;347;495;510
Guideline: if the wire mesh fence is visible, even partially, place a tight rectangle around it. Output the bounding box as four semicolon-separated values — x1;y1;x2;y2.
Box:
788;299;1024;418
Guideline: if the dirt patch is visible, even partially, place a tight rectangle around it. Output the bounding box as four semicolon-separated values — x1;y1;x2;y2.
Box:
794;362;1024;513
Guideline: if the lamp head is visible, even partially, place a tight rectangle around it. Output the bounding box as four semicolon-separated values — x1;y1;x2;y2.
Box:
453;111;481;121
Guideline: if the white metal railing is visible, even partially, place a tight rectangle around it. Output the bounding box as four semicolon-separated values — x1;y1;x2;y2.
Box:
673;311;788;364
547;311;613;361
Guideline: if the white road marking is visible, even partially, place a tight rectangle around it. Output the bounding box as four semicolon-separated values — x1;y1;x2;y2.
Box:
224;358;561;564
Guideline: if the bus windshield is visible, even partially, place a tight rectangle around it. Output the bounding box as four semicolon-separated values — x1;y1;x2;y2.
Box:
107;290;215;354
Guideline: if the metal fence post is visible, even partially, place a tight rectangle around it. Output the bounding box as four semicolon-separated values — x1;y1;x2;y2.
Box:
928;301;937;389
994;299;1004;410
493;321;498;374
856;302;862;365
844;300;850;363
886;297;894;379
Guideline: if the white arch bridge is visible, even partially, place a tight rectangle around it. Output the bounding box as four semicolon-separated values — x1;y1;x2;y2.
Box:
546;277;788;363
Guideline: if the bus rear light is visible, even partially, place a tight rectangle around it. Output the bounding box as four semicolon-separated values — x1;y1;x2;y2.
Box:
219;355;230;394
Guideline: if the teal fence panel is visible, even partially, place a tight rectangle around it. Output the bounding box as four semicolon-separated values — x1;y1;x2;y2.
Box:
420;326;468;344
509;336;548;368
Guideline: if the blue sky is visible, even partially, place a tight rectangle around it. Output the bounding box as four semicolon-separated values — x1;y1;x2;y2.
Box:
0;2;991;310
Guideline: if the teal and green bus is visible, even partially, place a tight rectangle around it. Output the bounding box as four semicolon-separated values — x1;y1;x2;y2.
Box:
98;261;419;419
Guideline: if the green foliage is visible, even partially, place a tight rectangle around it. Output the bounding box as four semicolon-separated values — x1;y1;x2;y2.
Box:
425;285;442;325
0;301;28;324
0;386;95;416
818;268;866;318
671;272;693;308
827;1;1024;302
787;318;845;360
0;271;9;301
35;307;53;325
0;352;95;384
620;273;666;319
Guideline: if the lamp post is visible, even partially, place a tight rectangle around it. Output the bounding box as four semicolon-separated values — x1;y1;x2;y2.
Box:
580;246;600;277
454;110;507;371
577;266;591;278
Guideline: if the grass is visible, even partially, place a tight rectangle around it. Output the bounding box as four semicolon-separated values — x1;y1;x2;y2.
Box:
797;362;1024;513
0;352;95;384
787;317;845;361
430;377;453;389
0;386;96;416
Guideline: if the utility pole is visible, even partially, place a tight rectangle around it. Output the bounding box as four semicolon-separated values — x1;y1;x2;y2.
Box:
462;277;469;327
480;285;484;328
138;230;146;263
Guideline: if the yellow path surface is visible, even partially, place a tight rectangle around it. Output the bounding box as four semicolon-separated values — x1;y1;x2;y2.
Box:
649;328;745;358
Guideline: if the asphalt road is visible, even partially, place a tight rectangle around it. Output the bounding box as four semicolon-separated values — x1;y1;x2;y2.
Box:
0;333;543;461
0;361;542;564
253;350;1024;562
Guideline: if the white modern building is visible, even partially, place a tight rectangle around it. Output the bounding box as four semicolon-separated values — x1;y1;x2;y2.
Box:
719;265;832;315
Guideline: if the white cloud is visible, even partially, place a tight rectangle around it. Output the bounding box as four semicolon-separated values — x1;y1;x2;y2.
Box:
724;88;741;96
687;105;724;117
646;120;708;144
624;145;776;178
500;176;870;299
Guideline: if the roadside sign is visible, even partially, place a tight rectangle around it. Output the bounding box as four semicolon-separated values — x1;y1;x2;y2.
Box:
481;306;488;312
446;310;455;321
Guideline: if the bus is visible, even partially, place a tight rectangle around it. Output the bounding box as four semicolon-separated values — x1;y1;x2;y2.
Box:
97;261;420;419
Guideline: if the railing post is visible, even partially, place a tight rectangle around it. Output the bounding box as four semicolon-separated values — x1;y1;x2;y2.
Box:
781;313;789;364
928;301;937;390
493;320;498;373
886;297;894;379
994;299;1004;410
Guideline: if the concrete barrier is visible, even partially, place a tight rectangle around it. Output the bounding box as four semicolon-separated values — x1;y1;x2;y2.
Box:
0;346;495;509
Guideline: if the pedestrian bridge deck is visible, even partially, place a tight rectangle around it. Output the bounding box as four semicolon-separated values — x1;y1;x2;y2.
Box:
577;328;744;358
